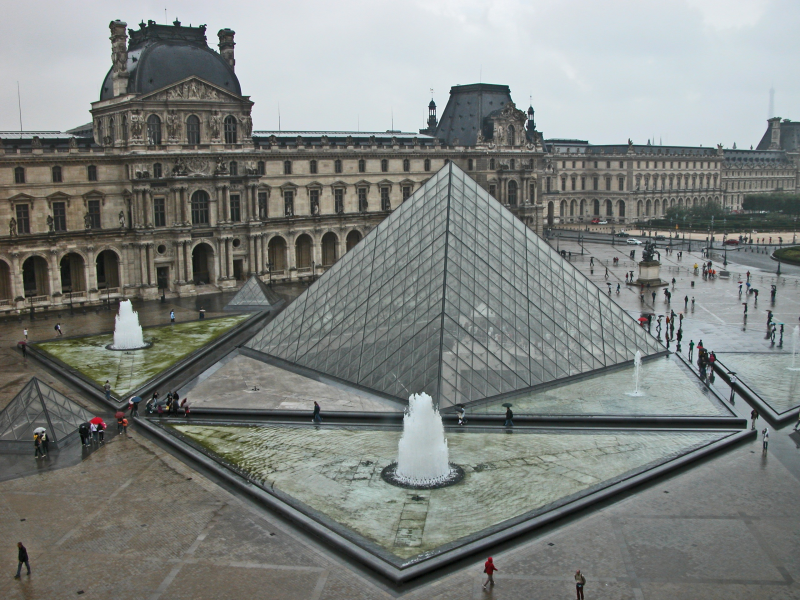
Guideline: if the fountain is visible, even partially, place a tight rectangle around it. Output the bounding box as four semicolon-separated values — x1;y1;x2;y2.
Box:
381;392;464;489
790;326;800;371
626;350;645;396
109;300;149;350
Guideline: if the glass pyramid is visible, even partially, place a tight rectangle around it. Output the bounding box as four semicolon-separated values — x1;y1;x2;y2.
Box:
0;378;95;449
224;275;282;312
246;163;664;408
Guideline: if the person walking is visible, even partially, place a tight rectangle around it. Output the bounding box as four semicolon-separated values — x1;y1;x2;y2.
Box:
691;296;695;310
198;306;205;320
762;427;769;453
104;380;111;401
33;433;44;459
482;557;498;588
651;291;656;304
23;328;28;340
684;295;689;310
40;430;49;456
750;408;758;430
122;417;128;435
575;569;587;600
117;415;125;434
14;542;30;579
78;422;90;446
457;405;466;426
312;401;322;424
55;322;62;336
170;309;175;324
604;267;609;279
616;283;620;294
90;422;98;444
504;406;514;428
688;340;695;361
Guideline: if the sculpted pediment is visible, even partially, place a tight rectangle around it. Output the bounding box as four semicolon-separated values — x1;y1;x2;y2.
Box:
139;77;241;102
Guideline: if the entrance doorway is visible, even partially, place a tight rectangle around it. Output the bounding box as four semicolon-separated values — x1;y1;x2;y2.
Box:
192;243;214;284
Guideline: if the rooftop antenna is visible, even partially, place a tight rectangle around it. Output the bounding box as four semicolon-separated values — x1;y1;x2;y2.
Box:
480;65;482;83
165;8;167;24
358;114;360;132
391;108;394;131
769;86;775;119
17;81;22;134
278;102;281;131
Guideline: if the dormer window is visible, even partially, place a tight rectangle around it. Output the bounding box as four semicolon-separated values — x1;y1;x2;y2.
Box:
224;115;237;144
186;115;200;144
147;114;162;145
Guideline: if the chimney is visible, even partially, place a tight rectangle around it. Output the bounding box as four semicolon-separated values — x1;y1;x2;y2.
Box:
768;117;781;150
218;29;236;71
109;20;129;97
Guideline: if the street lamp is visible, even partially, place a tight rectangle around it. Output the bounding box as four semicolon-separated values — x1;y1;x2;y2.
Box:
267;261;274;286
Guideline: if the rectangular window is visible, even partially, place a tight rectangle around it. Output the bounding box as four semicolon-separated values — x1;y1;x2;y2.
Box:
581;176;586;190
14;167;25;184
153;197;166;227
310;160;317;174
402;185;412;201
15;204;30;234
606;161;611;168
618;177;625;191
545;177;551;193
358;187;368;212
593;177;598;191
229;194;241;222
381;187;391;211
467;158;473;171
561;178;566;191
309;189;320;215
88;199;101;229
334;188;344;214
489;184;497;197
605;177;611;191
52;201;67;232
88;165;97;181
571;178;576;191
257;191;267;219
52;166;62;183
619;161;624;168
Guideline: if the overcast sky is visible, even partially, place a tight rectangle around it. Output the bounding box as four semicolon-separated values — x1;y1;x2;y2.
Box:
1;0;797;147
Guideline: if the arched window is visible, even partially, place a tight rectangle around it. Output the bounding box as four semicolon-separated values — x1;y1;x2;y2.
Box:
283;160;292;175
224;116;237;144
490;158;495;170
358;159;366;173
381;159;388;172
593;199;600;216
508;125;515;145
14;166;25;184
334;159;342;174
618;200;625;217
153;163;162;179
147;114;162;145
229;161;238;176
309;159;317;174
403;158;410;172
191;190;210;225
108;117;115;144
52;166;62;183
424;159;431;172
186;115;200;144
257;161;265;176
507;180;518;206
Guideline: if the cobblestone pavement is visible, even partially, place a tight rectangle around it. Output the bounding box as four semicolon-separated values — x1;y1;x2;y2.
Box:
0;254;799;598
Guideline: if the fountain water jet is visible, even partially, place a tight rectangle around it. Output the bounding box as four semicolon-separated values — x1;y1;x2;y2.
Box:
381;393;464;489
109;300;148;350
625;350;645;396
790;326;800;371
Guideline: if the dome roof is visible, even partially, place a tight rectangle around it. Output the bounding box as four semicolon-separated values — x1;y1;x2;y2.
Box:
100;21;241;101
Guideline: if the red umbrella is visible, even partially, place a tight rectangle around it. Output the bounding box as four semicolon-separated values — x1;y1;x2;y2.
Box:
637;317;648;322
89;417;106;428
115;411;125;419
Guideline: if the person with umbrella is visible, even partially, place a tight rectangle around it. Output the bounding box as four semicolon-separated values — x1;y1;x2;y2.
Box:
457;404;466;426
33;427;49;455
130;396;142;417
116;412;125;434
503;403;514;428
90;417;105;444
33;432;44;459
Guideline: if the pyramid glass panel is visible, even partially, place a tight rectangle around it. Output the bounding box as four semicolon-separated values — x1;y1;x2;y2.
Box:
224;275;282;311
246;163;664;408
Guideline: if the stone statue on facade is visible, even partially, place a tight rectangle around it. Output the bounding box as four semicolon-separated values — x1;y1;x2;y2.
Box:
130;111;143;139
172;158;189;176
209;111;222;140
166;110;180;140
119;210;126;228
9;217;17;238
84;213;92;229
46;214;54;233
214;156;228;175
240;114;253;138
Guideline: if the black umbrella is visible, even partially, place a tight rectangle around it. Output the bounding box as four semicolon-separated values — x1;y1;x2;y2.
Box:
501;402;513;408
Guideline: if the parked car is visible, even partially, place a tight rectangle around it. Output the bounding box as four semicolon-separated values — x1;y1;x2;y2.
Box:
598;220;608;225
591;218;601;224
723;239;739;245
626;238;642;245
655;235;666;241
614;231;630;237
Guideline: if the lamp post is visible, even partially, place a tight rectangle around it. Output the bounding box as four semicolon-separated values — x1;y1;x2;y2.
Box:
267;261;273;286
68;284;74;316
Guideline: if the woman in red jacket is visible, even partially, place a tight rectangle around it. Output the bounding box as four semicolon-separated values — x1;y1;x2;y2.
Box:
483;557;498;588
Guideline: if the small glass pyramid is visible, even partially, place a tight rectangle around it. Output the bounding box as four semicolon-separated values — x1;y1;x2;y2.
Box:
246;163;664;408
224;275;283;312
0;378;95;449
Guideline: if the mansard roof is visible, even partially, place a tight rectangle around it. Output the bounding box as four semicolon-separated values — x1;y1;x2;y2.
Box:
433;83;515;146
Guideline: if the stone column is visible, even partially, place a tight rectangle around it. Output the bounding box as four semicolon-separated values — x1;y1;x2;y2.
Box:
226;237;234;279
139;244;148;287
11;252;23;300
174;241;184;284
143;189;152;227
45;250;59;297
86;245;97;290
214;239;224;282
248;235;256;275
147;243;156;286
119;243;129;291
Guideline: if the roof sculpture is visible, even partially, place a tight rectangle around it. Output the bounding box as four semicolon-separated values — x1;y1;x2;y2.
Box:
0;378;94;452
245;163;664;408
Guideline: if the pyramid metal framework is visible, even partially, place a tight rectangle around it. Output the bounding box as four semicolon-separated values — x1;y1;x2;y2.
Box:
0;378;94;451
224;275;283;312
246;163;664;408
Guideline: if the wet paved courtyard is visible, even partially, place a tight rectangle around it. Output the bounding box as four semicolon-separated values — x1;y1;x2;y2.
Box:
0;249;799;599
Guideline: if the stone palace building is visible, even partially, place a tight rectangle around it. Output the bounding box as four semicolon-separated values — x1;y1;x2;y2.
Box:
0;19;797;312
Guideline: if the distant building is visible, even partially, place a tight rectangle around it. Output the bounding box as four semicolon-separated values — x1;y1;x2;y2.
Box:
0;19;796;311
